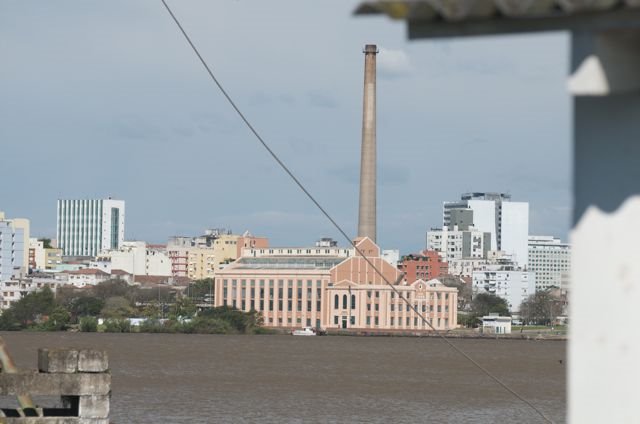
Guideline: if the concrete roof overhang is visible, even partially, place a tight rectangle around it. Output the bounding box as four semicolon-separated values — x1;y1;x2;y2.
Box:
354;1;640;38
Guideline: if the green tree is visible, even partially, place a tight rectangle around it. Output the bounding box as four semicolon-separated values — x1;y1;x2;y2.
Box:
171;297;196;320
460;293;510;328
69;297;104;319
520;291;565;326
45;306;71;331
101;296;135;319
185;279;214;303
0;310;20;331
79;316;98;332
142;302;160;319
471;293;510;317
11;287;56;327
199;306;262;333
93;279;131;301
103;318;131;333
38;238;52;249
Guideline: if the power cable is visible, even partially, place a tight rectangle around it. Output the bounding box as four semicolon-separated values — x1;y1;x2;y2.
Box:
159;1;554;422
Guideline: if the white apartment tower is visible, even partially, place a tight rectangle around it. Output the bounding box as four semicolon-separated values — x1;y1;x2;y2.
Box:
57;199;125;257
472;261;535;312
528;235;571;291
426;226;491;263
0;212;29;281
444;192;529;267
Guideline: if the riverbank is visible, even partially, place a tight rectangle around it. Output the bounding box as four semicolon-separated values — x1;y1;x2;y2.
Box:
265;327;568;340
2;325;567;340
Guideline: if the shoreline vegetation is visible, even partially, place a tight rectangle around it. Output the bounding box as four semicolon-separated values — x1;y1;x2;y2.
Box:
0;279;567;339
0;279;265;336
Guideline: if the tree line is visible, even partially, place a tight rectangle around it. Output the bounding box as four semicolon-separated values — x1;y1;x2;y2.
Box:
0;279;264;335
458;289;566;328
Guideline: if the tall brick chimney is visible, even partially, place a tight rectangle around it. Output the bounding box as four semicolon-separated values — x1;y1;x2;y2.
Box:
358;44;378;242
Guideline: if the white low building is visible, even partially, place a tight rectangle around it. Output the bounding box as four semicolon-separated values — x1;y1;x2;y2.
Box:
92;241;172;276
64;269;111;287
481;315;512;334
0;274;67;310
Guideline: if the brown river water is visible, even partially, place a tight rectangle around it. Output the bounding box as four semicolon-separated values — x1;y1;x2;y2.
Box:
0;332;566;423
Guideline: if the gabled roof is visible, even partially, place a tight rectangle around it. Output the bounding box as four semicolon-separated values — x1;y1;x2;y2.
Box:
411;278;458;291
332;280;359;288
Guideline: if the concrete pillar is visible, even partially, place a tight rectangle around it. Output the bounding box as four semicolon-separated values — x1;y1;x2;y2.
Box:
569;28;640;423
358;44;378;243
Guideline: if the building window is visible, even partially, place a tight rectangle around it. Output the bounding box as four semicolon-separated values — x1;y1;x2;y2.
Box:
334;295;339;309
342;294;347;310
351;295;356;309
334;316;339;325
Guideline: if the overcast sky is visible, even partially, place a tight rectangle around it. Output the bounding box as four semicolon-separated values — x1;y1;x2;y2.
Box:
0;1;571;253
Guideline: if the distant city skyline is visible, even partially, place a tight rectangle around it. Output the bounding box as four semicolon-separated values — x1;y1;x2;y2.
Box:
0;1;571;253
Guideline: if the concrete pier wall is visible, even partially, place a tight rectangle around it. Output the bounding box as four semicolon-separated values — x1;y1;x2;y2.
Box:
0;348;110;423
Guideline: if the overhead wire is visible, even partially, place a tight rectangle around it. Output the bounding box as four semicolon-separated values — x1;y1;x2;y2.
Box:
159;1;554;422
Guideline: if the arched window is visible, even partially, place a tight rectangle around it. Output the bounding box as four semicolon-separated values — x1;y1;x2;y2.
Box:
342;294;348;310
334;294;339;309
351;294;356;309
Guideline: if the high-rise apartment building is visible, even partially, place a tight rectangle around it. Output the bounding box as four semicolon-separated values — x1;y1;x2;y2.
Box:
472;259;535;312
528;236;571;291
0;212;29;281
57;199;125;257
443;192;529;267
426;226;492;262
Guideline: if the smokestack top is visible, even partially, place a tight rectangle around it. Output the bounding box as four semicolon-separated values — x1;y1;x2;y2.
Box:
363;44;378;54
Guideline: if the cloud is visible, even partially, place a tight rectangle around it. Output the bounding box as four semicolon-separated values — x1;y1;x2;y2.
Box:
378;47;413;78
327;165;359;185
306;90;338;109
110;115;167;142
379;164;410;186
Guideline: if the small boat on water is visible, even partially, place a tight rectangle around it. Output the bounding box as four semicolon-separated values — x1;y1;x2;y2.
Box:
291;327;317;336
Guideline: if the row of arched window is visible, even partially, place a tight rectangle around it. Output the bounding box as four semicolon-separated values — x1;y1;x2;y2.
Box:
334;294;356;309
